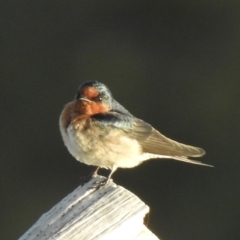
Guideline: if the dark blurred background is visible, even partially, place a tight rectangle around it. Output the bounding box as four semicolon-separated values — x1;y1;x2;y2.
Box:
1;1;240;240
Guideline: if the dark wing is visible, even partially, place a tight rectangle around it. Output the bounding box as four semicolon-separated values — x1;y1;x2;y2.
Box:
92;111;135;130
93;111;204;157
130;119;205;157
92;98;144;131
92;106;211;166
129;119;213;166
91;99;152;141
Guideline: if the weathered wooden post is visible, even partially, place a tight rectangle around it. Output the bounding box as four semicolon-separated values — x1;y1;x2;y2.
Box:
19;176;159;240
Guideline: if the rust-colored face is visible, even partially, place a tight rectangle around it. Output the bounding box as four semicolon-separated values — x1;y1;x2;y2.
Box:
81;86;100;100
79;98;109;116
72;85;110;121
62;80;113;125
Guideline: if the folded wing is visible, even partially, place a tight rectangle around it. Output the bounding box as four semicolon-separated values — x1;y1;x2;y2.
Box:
130;119;212;167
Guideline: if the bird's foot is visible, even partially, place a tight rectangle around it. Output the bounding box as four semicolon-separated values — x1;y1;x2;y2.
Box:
89;168;115;189
79;167;100;186
89;178;110;190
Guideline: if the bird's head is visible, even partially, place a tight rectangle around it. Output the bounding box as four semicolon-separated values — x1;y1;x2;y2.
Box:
75;80;113;116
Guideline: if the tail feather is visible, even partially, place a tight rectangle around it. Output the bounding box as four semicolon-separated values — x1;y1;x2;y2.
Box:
171;155;213;167
141;153;213;167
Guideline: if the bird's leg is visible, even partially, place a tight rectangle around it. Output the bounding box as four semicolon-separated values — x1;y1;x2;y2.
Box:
91;165;117;189
79;167;100;186
105;167;116;184
91;167;100;177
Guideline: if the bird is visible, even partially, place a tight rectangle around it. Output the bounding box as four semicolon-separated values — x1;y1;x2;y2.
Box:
59;80;212;186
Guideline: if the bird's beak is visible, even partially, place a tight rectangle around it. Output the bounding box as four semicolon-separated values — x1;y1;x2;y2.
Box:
79;97;93;103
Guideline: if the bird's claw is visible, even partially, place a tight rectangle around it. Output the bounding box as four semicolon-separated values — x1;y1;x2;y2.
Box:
79;167;100;186
88;179;109;190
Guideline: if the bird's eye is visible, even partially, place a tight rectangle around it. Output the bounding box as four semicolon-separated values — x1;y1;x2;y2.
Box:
93;96;102;102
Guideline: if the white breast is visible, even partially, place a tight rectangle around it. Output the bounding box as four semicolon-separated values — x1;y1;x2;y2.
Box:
60;120;145;169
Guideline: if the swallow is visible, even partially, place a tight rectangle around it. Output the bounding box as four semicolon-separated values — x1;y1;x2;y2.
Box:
60;80;212;186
